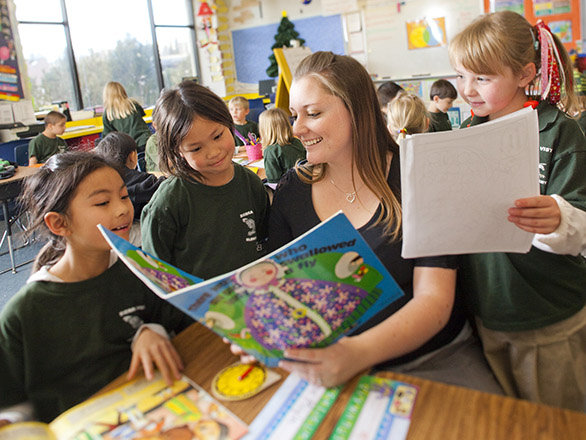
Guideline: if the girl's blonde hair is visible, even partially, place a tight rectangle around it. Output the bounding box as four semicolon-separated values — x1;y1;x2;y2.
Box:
258;108;294;147
103;81;137;121
293;51;402;241
387;92;430;140
449;11;580;116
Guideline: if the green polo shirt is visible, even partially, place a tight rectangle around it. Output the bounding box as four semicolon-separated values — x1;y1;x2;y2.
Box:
428;111;452;132
264;137;306;183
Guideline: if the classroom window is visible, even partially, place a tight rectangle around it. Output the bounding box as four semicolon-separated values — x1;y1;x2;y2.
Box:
14;0;199;112
17;23;76;111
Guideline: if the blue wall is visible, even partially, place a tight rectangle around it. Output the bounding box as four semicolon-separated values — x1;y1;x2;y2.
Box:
232;15;345;85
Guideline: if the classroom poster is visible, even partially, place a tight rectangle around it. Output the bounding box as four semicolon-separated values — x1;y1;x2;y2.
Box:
492;0;525;14
406;17;447;50
549;20;572;43
396;80;423;98
0;0;23;101
533;0;571;16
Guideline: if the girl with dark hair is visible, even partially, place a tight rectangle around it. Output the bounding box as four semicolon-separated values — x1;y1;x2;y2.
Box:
0;152;192;424
141;81;269;279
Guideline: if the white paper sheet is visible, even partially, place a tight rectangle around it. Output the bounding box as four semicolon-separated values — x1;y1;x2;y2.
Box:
400;107;539;258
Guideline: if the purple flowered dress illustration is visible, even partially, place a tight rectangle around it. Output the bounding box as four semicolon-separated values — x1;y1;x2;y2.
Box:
235;260;369;350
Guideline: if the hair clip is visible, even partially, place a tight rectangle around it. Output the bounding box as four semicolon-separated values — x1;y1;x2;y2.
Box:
398;128;408;135
530;27;539;51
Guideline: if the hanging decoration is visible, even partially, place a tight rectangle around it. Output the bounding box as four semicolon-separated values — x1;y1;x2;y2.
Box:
197;1;218;48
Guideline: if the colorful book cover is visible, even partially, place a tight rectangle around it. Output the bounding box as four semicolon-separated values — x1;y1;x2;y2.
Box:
0;375;247;440
99;211;404;367
329;375;418;440
244;374;342;440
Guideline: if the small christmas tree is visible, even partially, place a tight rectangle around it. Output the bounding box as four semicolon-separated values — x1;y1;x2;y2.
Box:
266;11;306;78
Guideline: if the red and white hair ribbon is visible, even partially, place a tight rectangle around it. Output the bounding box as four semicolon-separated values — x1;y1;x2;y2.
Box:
535;20;564;105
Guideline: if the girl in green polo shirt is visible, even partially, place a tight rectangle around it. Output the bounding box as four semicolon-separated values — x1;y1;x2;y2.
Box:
450;11;586;411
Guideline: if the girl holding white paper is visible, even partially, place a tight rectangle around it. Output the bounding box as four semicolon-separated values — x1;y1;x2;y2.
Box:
450;11;586;411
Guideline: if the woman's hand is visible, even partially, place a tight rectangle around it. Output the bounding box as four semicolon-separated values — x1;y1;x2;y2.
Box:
128;328;184;386
278;337;368;388
508;195;561;234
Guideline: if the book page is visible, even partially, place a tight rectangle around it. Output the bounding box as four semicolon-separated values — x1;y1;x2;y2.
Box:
400;107;539;258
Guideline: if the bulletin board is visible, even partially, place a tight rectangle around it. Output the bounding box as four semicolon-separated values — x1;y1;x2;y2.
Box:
361;0;483;79
231;14;344;85
485;0;582;50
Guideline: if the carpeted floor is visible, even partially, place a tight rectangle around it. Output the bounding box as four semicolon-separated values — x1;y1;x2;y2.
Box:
0;230;45;312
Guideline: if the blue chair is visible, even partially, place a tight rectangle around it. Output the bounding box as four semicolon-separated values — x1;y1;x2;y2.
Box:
246;98;266;124
14;143;29;166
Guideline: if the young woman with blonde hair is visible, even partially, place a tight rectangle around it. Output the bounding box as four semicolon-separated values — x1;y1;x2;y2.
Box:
232;51;503;395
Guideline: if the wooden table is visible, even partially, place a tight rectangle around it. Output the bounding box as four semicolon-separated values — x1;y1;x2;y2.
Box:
0;166;39;273
101;322;586;439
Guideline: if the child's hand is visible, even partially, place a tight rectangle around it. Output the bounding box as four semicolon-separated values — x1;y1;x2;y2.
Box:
222;337;258;364
508;195;561;234
128;328;184;386
279;337;367;388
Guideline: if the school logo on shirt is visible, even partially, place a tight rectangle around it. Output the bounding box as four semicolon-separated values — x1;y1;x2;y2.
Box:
240;210;257;243
119;304;146;329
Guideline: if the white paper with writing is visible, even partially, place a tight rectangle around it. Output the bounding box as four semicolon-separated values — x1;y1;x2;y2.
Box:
400;106;539;258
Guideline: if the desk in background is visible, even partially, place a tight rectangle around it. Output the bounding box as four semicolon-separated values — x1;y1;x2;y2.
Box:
101;322;586;439
0;166;39;273
0;109;154;161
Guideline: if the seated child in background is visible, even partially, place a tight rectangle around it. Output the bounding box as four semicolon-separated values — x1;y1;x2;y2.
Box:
94;132;165;246
229;96;260;153
427;79;457;132
28;111;68;166
258;107;306;185
387;92;430;140
0;152;193;424
376;81;404;121
141;81;269;280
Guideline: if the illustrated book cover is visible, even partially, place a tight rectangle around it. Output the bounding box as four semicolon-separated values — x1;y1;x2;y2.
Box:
99;211;404;367
0;374;248;440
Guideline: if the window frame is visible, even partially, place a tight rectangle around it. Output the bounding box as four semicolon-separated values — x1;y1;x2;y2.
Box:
16;0;200;110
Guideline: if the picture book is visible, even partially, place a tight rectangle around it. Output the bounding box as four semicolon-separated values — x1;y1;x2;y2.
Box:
0;374;248;440
99;211;404;367
244;374;342;440
400;106;539;258
330;375;419;440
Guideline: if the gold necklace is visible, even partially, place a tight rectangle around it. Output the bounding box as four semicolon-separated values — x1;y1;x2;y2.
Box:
329;177;364;203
